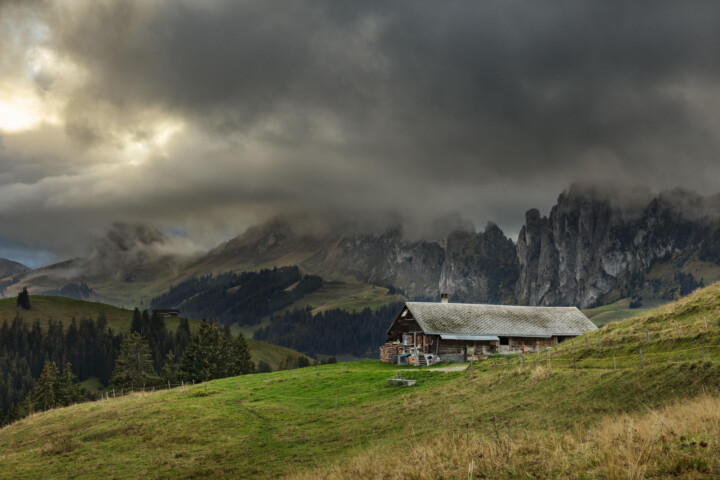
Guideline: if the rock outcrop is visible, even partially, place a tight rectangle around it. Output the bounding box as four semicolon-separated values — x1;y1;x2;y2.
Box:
516;187;720;307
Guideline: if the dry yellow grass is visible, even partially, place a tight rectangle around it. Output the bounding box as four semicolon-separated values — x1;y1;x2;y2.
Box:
289;392;720;479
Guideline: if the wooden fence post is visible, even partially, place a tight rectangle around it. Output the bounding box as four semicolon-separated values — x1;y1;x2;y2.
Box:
204;383;207;393
613;356;616;370
703;344;706;362
705;316;709;332
573;357;576;370
113;388;115;398
646;330;649;343
675;322;680;338
168;381;171;390
572;340;575;353
585;337;589;348
596;338;600;348
521;354;525;369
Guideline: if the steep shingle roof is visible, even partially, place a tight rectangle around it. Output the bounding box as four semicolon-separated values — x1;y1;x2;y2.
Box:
404;302;596;338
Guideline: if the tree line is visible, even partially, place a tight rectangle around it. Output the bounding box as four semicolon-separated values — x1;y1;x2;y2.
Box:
150;267;322;326
253;303;403;358
1;307;255;426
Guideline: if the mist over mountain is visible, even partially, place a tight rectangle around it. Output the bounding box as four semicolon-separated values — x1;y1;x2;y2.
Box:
5;185;720;310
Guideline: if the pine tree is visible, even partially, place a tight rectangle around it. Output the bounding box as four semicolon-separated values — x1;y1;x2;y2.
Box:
57;362;81;407
130;308;142;334
231;332;255;375
161;351;178;384
179;320;222;381
16;287;30;310
110;332;159;389
32;361;60;411
178;320;254;381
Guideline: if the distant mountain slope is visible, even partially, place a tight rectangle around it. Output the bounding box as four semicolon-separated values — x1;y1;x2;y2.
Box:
150;266;323;326
0;258;28;279
7;186;720;312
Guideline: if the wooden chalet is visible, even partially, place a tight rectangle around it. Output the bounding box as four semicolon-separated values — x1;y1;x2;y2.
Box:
381;295;596;366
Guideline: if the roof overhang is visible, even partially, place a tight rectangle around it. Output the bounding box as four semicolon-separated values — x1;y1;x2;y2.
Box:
439;334;500;341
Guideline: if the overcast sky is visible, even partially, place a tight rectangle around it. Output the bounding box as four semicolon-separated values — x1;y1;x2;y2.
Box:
2;0;720;267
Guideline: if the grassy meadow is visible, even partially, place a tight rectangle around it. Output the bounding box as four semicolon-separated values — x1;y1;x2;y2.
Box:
4;282;720;478
1;295;308;371
0;296;140;333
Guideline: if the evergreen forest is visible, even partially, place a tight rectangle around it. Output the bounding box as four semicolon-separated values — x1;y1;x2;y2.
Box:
150;267;323;326
253;302;403;358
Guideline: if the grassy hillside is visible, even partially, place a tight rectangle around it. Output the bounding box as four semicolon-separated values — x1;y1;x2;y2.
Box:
1;295;307;371
4;283;720;478
0;295;192;333
582;297;667;326
234;280;403;338
245;338;313;370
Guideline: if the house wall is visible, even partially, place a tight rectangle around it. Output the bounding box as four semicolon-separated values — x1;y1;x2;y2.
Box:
438;339;498;362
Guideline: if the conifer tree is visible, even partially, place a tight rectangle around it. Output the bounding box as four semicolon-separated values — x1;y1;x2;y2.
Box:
130;308;142;334
32;361;60;411
161;351;178;384
110;332;159;389
179;320;255;381
16;287;30;310
231;332;255;375
57;362;81;407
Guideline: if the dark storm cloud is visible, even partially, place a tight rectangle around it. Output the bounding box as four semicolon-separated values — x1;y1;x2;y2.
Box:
3;0;720;261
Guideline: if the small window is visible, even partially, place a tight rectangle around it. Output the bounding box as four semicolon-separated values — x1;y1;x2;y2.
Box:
499;336;509;346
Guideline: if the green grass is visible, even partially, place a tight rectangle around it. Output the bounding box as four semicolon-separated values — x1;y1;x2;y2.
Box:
3;295;306;371
1;296;137;333
78;377;103;395
245;338;314;369
5;283;720;478
0;295;194;334
583;297;666;326
233;280;403;339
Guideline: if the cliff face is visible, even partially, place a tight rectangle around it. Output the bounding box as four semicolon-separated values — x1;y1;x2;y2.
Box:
515;188;719;307
305;224;517;302
202;218;518;303
11;186;720;309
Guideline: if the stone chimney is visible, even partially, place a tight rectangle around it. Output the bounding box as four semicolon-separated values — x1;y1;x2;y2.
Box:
441;293;449;304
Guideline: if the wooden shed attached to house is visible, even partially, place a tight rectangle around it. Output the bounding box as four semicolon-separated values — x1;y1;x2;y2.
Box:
380;298;596;365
